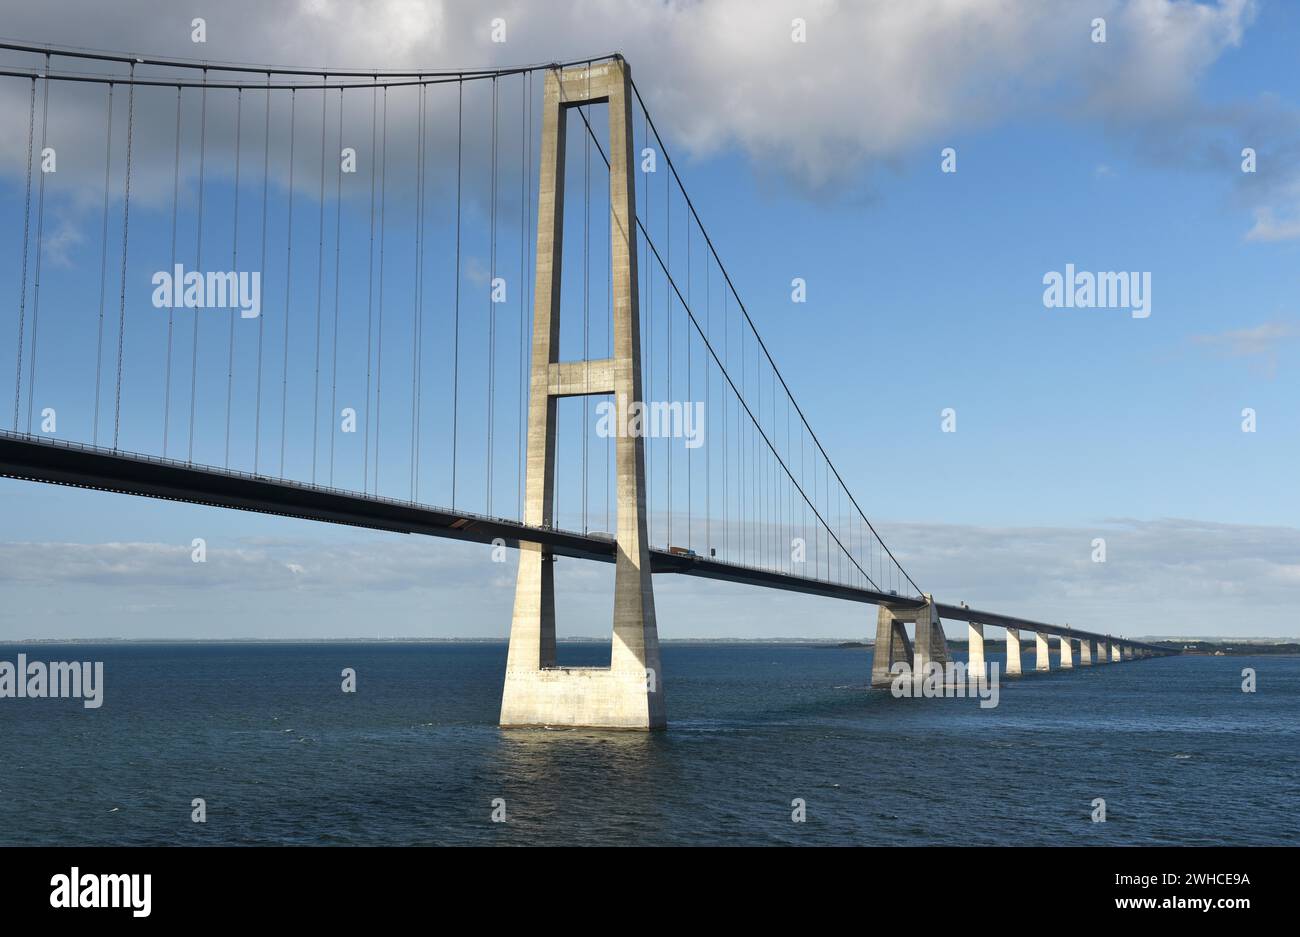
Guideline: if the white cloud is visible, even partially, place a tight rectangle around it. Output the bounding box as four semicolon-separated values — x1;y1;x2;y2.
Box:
40;215;84;268
0;537;505;591
1190;320;1299;376
0;0;1257;191
1191;320;1298;354
880;516;1300;637
1245;205;1300;242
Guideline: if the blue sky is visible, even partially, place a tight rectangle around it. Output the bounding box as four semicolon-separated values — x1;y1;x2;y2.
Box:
0;0;1297;640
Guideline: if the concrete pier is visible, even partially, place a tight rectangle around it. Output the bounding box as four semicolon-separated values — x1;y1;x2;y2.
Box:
864;609;1169;691
871;606;913;687
1004;627;1022;676
500;59;665;730
967;622;985;683
871;595;948;687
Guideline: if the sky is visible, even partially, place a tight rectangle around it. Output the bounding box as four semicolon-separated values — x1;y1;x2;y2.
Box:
0;0;1297;641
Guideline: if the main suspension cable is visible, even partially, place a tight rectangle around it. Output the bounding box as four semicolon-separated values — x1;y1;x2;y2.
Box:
570;97;886;591
629;78;921;595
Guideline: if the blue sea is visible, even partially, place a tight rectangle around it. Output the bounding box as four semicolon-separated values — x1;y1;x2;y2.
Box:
1;643;1296;846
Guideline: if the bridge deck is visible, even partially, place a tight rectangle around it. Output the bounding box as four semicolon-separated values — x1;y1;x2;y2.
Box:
0;432;1171;653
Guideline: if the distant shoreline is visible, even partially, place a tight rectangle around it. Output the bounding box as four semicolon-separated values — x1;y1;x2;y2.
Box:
0;637;1296;655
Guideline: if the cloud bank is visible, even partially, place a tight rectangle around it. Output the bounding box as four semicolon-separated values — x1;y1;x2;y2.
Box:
2;515;1296;639
0;1;1259;190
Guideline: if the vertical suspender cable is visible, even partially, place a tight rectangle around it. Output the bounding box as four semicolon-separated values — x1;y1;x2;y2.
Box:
552;71;561;528
93;83;114;446
363;77;377;491
329;87;343;485
581;70;589;534
756;355;761;564
605;90;611;535
163;87;181;455
416;78;429;500
254;73;271;472
643;107;651;542
112;63;136;450
722;284;727;559
687;219;692;549
451;78;462;508
418;79;428;501
279;87;297;478
407;81;421;499
488;75;498;515
12;76;36;432
647;103;655;540
411;80;427;501
188;69;208;462
512;75;522;519
704;249;710;554
225;88;242;468
665;165;672;546
739;311;745;561
373;86;388;493
312;76;327;482
25;56;51;434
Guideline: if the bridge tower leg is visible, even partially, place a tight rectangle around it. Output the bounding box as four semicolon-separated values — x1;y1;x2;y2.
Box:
1111;642;1122;663
500;58;665;730
1079;638;1093;666
1058;635;1074;669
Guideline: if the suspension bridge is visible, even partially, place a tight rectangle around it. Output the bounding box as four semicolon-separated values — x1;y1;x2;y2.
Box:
0;42;1173;729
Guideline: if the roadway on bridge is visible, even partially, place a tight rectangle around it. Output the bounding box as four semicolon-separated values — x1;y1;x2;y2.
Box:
0;431;1170;654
